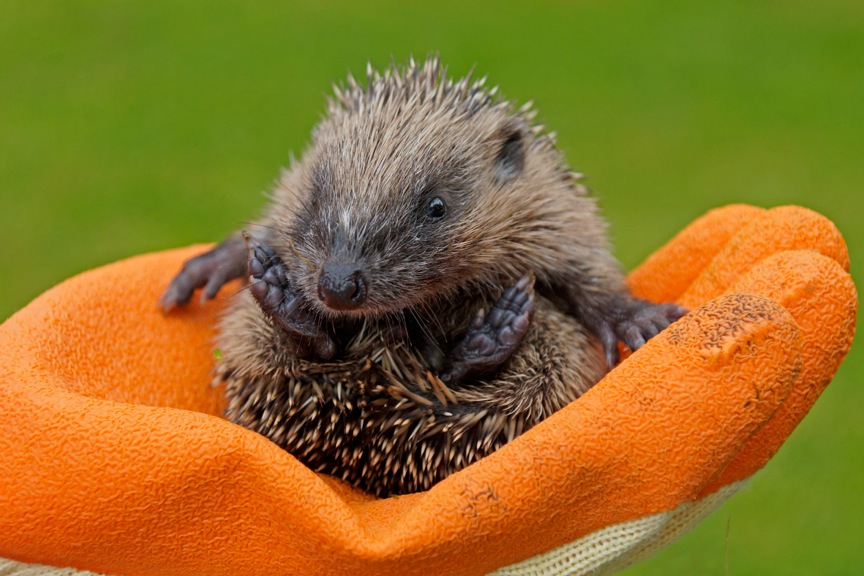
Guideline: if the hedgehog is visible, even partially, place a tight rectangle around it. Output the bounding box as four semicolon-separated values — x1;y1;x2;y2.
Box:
159;57;686;497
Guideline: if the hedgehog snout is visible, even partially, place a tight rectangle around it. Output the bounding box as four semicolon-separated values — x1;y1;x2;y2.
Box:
317;262;368;311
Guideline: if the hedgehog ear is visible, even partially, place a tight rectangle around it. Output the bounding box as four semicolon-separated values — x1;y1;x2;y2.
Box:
492;122;525;184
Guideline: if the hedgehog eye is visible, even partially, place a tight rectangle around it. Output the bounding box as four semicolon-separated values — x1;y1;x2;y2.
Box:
426;197;447;220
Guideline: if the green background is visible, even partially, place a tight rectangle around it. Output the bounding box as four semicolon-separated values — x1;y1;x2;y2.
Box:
2;1;861;573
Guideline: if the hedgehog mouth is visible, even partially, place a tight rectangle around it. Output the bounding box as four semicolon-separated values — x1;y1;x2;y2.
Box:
315;300;396;321
312;283;463;326
309;289;416;321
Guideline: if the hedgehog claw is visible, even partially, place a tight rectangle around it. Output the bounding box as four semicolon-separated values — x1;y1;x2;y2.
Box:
245;236;337;360
441;275;535;385
590;298;687;369
616;301;687;358
159;235;247;313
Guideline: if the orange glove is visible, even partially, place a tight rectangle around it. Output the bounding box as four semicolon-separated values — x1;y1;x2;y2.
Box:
0;205;855;576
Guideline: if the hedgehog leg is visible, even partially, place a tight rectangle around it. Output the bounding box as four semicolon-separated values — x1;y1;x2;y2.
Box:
582;295;688;368
440;276;535;385
159;234;248;313
245;235;337;360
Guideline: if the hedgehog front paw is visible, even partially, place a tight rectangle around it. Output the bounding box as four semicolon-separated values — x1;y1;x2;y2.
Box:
245;234;337;360
440;275;535;385
593;298;687;368
159;235;247;313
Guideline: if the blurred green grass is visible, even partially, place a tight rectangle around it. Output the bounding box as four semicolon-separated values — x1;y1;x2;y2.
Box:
1;1;860;573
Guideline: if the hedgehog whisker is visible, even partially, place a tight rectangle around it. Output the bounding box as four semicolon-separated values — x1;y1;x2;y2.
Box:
394;309;410;348
242;221;281;233
229;280;259;299
408;304;442;356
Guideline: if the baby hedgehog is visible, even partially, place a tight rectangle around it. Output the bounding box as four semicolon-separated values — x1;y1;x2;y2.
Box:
160;57;685;497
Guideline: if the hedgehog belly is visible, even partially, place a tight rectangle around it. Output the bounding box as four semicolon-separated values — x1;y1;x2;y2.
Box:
218;293;605;497
221;354;515;497
222;357;370;485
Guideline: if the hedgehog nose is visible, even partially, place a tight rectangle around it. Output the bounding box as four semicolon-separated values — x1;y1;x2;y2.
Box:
317;263;367;310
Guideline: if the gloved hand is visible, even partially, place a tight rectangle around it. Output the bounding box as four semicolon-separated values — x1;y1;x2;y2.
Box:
0;205;855;576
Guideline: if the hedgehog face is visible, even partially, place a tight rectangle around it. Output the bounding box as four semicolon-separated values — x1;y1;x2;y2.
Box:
287;117;533;320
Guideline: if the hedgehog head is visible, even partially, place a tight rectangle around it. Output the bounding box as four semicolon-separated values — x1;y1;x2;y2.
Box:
269;56;594;320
